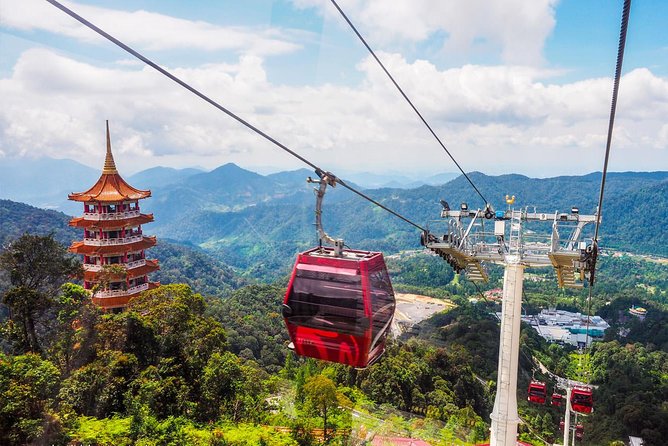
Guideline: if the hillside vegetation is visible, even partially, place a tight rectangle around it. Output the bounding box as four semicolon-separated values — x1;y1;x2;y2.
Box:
1;178;668;444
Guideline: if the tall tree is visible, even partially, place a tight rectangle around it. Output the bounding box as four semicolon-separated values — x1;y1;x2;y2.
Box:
303;374;339;441
50;283;98;373
0;233;80;353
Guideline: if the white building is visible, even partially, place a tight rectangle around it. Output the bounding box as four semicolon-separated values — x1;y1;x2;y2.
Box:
519;309;610;347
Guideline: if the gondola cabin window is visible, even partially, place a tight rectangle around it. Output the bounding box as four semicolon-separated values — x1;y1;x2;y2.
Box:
369;268;395;349
287;264;367;336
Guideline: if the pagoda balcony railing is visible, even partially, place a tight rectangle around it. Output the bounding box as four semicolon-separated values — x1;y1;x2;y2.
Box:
126;259;147;269
83;210;140;220
84;235;143;246
83;259;146;271
94;282;149;298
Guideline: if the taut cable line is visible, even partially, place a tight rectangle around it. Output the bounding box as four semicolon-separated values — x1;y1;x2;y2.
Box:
329;0;488;206
45;0;426;233
584;0;631;355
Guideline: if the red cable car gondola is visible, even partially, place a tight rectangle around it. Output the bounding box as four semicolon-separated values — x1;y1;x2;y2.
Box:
282;172;396;368
551;392;563;407
527;381;547;404
570;386;593;414
283;246;396;368
575;423;584;440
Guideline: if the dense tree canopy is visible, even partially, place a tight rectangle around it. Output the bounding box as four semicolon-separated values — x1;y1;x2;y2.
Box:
0;234;81;353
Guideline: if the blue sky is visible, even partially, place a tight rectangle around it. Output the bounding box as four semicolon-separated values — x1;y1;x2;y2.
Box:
1;0;667;177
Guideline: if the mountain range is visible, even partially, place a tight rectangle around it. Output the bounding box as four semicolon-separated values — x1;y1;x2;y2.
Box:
1;157;666;278
0;157;456;216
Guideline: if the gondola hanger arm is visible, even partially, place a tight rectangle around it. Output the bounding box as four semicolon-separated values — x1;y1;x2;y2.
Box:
307;173;344;256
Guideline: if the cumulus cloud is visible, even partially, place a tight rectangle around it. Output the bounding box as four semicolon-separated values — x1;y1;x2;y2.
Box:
1;46;667;177
1;0;301;55
292;0;558;65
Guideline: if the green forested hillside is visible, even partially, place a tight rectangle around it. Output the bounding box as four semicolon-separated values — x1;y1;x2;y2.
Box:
0;199;79;247
2;177;668;445
148;171;668;278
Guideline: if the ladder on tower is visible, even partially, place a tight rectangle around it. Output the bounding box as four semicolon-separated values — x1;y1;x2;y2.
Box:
508;210;523;256
549;252;585;289
425;242;489;282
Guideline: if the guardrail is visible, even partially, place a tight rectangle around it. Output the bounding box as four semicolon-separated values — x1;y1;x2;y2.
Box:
83;235;143;246
94;282;149;298
83;259;146;271
82;210;140;220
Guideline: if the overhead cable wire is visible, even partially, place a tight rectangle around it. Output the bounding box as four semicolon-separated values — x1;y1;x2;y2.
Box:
329;0;488;206
584;0;631;366
593;0;631;244
45;0;426;233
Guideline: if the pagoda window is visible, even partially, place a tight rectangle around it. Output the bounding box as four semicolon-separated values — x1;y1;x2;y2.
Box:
128;252;144;262
85;203;96;213
128;201;139;211
130;276;147;287
107;230;120;239
109;256;122;264
107;204;118;213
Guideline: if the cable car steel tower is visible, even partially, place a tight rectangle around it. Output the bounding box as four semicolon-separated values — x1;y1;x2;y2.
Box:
422;197;598;446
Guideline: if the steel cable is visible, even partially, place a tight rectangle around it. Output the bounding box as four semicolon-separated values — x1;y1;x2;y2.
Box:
329;0;488;206
584;0;632;377
45;0;426;233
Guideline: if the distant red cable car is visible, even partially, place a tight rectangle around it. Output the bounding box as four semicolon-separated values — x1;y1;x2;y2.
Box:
570;386;593;414
575;423;584;440
551;392;563;407
282;246;396;368
527;381;547;404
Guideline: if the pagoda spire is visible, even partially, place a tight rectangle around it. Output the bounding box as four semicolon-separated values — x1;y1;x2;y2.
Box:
102;120;118;174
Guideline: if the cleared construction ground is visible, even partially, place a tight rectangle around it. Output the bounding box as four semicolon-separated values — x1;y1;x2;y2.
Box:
391;293;455;337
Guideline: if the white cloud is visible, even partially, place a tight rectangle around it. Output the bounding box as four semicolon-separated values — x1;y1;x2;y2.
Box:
0;0;301;56
292;0;558;65
0;47;666;178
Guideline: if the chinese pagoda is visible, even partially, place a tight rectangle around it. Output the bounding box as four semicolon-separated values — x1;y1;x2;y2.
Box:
68;121;159;310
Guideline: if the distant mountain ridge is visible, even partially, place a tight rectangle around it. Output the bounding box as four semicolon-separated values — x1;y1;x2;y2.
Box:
2;157;667;277
148;169;668;277
0;157;458;215
0;158;99;212
128;166;203;189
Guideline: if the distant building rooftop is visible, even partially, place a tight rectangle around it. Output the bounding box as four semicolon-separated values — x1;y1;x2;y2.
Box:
629;306;647;320
629;436;644;446
518;309;610;347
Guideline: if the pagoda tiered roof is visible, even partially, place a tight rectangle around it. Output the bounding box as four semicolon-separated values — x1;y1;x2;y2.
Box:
69;213;154;228
69;236;157;255
68;121;150;203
